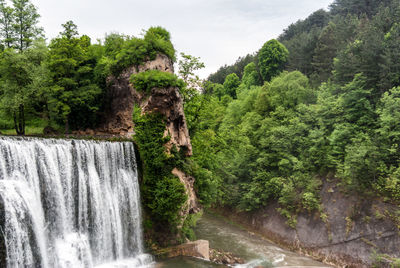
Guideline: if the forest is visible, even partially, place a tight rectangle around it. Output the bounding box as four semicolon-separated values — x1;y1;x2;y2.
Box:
188;0;400;226
1;0;400;234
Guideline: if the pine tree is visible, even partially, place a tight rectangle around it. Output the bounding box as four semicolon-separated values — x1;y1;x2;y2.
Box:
312;23;338;83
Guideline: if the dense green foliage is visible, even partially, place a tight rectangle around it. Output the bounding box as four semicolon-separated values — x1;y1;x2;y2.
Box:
47;22;102;132
208;54;256;84
185;0;400;229
222;73;240;99
107;27;175;76
0;0;44;134
133;108;187;230
0;41;47;134
258;39;289;82
189;70;400;226
131;70;184;94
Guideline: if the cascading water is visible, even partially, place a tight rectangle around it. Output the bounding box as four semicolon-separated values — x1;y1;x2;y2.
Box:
0;136;153;268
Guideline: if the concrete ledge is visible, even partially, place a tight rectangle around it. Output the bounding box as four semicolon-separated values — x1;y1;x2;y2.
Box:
165;240;210;260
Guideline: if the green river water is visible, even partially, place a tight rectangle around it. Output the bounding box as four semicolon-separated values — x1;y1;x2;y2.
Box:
157;212;332;268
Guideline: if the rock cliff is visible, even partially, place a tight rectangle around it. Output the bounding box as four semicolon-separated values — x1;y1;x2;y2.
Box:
101;54;174;137
215;179;400;267
101;53;198;216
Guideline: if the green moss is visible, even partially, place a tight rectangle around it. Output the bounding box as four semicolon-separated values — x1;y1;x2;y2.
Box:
130;70;184;94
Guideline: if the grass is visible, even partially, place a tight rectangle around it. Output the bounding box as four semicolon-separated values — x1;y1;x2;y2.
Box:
0;116;62;136
1;126;45;135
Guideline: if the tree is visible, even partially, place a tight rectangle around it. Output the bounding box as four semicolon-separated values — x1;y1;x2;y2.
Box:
329;0;393;18
312;22;338;83
0;41;48;135
0;0;15;48
12;0;43;52
279;9;329;42
47;22;101;132
380;23;400;89
60;20;78;40
0;50;29;134
178;52;205;103
223;73;240;99
258;39;289;82
377;87;400;162
241;62;260;89
207;54;255;84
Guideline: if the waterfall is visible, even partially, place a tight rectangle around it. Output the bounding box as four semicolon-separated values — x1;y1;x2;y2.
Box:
0;136;153;268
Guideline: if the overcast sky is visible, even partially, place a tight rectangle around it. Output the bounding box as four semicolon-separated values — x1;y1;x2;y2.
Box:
29;0;333;78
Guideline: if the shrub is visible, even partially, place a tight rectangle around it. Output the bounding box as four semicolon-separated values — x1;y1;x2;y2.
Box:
130;70;184;94
109;27;176;76
133;108;187;229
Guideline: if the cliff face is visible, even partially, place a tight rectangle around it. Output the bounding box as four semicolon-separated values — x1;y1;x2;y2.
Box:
102;53;198;215
215;179;400;268
102;54;174;137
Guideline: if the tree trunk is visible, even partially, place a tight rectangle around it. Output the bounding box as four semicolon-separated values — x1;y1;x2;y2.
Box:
20;104;25;135
13;105;25;136
65;116;70;134
13;112;21;135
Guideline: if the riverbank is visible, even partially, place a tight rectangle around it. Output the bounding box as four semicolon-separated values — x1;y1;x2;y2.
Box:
155;211;332;267
211;179;400;268
194;212;330;267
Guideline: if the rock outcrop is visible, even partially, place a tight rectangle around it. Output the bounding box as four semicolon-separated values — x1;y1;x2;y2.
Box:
101;54;175;137
215;179;400;268
172;168;199;216
101;53;198;216
101;53;192;153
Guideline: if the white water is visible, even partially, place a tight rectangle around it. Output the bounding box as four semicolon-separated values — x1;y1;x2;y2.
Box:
0;136;153;268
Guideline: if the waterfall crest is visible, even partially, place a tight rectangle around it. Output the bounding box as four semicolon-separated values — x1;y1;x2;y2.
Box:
0;136;153;268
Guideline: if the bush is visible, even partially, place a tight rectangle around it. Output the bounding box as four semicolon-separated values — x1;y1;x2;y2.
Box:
133;108;187;230
181;212;203;241
131;70;184;94
148;175;187;225
109;27;176;76
144;26;175;61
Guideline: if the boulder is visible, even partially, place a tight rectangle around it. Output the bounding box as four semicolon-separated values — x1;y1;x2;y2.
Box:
209;248;245;265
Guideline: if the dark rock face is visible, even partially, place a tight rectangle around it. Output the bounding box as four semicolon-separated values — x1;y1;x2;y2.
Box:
216;180;400;268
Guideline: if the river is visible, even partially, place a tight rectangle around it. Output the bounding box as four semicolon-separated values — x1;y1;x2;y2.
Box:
158;212;331;268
